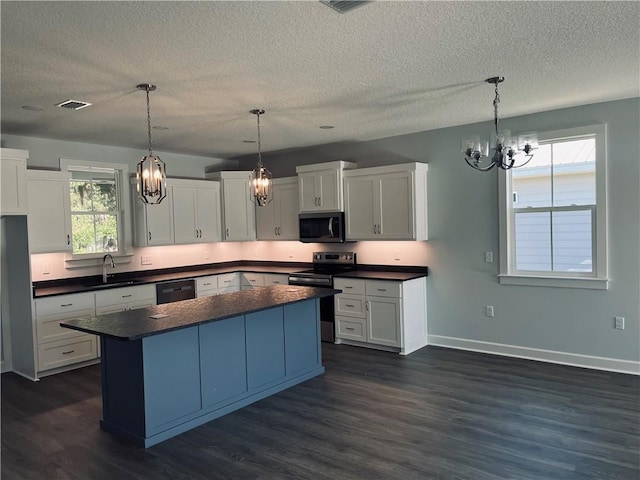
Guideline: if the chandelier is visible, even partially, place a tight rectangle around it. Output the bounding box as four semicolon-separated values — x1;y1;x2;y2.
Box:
463;77;538;171
136;83;167;204
249;108;273;206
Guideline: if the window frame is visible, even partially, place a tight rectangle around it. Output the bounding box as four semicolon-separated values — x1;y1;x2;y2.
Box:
498;124;608;289
60;158;132;260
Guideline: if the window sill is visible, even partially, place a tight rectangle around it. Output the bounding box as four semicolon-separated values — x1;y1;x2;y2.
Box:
498;274;609;290
64;253;135;270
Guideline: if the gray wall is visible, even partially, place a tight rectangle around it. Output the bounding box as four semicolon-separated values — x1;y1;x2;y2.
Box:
0;135;238;178
238;98;640;363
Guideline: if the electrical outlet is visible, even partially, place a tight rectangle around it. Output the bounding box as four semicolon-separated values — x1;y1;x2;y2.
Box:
485;251;494;263
394;250;401;261
42;262;50;275
485;305;495;317
615;317;625;330
141;255;152;265
203;249;209;260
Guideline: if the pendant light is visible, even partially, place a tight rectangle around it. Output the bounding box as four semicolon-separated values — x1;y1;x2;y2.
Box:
136;83;167;204
249;108;273;206
462;76;538;171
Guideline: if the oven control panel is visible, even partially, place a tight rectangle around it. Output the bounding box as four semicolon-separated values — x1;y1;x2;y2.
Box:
312;252;356;265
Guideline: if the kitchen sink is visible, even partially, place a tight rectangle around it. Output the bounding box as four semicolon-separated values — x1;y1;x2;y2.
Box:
83;279;145;289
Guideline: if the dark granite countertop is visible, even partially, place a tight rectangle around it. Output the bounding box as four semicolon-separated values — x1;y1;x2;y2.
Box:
334;270;427;281
33;261;429;298
61;285;339;341
33;261;311;298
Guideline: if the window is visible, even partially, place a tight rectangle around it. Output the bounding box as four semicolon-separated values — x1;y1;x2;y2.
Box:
60;159;130;258
499;125;608;289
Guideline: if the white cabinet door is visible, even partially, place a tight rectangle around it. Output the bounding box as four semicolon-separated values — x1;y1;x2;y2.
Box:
172;186;198;244
378;172;414;240
144;188;174;246
367;296;402;347
1;150;28;215
222;177;256;241
27;170;72;253
344;174;377;240
196;185;221;242
276;181;299;239
256;177;298;240
298;172;319;212
317;169;340;211
263;274;289;286
256;190;278;240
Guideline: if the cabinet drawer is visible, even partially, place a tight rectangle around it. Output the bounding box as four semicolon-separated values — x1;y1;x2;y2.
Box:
36;310;94;344
196;275;218;292
334;278;365;295
94;284;156;307
35;292;95;317
336;317;365;341
196;288;221;298
365;280;401;298
37;336;97;372
241;272;264;287
264;274;289;286
218;273;240;292
335;294;366;318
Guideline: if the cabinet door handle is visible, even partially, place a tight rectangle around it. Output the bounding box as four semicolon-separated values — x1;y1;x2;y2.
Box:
226;228;229;237
345;304;355;307
346;327;355;331
203;282;212;286
199;229;202;238
377;288;387;292
366;301;370;311
121;294;132;298
61;350;75;355
67;234;71;245
344;286;353;289
149;231;152;241
60;303;73;307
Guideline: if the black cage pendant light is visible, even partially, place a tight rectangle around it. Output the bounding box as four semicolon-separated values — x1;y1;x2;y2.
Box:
249;108;273;206
136;83;167;204
462;76;538;171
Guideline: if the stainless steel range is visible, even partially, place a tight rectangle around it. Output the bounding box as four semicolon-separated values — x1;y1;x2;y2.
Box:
288;252;356;342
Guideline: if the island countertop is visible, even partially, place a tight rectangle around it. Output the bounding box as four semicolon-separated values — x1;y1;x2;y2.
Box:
61;285;339;341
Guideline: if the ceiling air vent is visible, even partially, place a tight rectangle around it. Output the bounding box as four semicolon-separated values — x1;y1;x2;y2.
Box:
320;1;371;14
55;99;92;110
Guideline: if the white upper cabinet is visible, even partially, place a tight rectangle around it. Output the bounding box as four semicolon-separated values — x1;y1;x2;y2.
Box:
170;179;221;244
256;177;299;240
296;161;357;213
27;169;73;253
131;180;174;247
205;171;256;242
344;163;428;241
1;148;28;215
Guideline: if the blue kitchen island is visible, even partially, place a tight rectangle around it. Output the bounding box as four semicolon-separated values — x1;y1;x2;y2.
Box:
61;285;337;447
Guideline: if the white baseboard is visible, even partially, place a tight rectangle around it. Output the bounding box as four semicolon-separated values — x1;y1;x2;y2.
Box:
428;335;640;375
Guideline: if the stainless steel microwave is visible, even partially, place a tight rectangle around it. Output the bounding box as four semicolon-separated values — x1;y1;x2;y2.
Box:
299;212;346;243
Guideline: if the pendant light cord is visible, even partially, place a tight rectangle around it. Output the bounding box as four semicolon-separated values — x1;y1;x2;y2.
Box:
493;81;500;137
146;88;153;156
256;110;263;168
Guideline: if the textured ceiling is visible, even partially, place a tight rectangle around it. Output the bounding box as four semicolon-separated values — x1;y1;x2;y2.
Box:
1;1;639;160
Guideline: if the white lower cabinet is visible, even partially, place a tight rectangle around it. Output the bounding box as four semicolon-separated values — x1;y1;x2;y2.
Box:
241;272;265;290
263;273;289;286
217;273;241;294
94;284;156;315
196;275;220;298
334;276;427;355
34;292;98;374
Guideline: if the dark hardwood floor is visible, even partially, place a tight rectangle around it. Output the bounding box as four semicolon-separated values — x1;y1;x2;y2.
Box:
2;344;639;480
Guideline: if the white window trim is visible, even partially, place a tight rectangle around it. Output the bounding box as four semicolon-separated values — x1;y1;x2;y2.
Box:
60;158;132;262
498;124;609;289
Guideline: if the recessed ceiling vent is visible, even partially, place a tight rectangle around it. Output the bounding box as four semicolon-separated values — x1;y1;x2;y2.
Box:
320;1;371;14
55;99;92;110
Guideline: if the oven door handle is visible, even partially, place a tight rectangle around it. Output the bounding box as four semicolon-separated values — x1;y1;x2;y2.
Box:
328;217;334;238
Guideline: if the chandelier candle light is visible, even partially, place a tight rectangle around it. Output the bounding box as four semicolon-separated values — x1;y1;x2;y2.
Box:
462;76;538;171
136;83;167;204
249;108;273;206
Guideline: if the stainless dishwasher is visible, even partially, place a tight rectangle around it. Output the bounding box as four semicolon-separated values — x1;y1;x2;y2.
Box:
156;279;196;304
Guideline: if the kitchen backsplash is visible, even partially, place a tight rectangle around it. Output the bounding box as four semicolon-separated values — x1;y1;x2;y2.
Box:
30;241;430;281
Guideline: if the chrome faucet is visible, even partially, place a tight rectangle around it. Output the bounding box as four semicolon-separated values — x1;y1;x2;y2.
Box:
102;253;116;283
